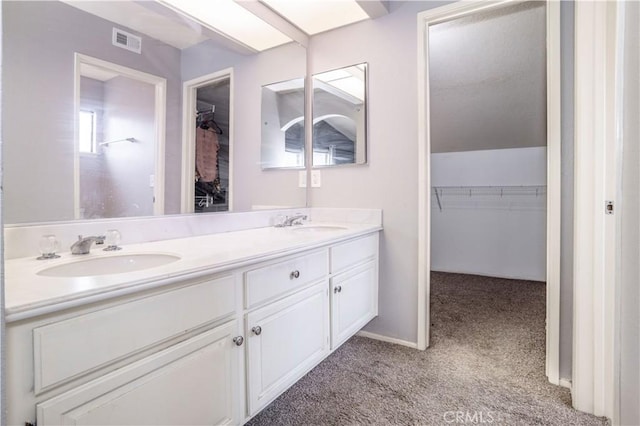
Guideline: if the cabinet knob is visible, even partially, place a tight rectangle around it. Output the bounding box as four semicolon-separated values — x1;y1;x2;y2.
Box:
233;336;244;346
334;286;340;294
290;270;300;279
252;326;262;336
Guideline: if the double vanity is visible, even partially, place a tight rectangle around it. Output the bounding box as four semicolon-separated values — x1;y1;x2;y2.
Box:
4;215;381;425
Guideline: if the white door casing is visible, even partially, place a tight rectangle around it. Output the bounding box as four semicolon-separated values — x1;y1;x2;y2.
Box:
572;1;619;418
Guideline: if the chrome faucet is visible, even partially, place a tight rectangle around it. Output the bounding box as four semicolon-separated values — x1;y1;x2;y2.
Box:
71;235;106;255
282;214;308;227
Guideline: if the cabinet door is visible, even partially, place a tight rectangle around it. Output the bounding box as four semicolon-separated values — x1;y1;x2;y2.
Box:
246;281;329;415
37;321;243;426
331;260;378;350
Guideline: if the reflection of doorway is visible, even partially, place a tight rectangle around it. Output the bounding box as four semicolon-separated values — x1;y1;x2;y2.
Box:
416;0;562;385
74;54;167;219
181;69;233;213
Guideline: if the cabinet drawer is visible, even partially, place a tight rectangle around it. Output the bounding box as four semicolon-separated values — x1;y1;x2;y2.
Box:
33;275;236;393
245;250;328;308
330;233;378;273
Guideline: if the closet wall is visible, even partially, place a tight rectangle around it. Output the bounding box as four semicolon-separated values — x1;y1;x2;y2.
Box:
431;147;547;281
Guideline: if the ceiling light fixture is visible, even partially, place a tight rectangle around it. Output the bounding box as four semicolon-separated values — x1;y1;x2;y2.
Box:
262;0;370;35
160;0;292;52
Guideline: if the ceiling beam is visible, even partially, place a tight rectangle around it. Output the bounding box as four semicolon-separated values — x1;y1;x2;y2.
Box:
235;0;309;48
356;0;390;19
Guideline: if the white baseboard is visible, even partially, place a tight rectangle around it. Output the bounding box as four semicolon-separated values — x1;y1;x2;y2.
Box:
356;331;419;349
559;378;572;390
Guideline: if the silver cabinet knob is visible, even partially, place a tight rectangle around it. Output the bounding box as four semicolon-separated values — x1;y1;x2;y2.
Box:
290;270;300;279
233;336;244;346
252;326;262;336
334;286;340;294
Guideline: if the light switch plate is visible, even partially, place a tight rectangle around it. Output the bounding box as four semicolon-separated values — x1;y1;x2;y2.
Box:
298;171;307;188
311;170;321;187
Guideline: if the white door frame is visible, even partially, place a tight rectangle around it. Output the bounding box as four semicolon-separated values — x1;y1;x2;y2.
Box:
416;0;562;386
73;53;167;218
572;1;618;418
180;69;234;213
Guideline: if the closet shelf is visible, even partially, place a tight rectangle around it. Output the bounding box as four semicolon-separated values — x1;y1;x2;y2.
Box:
432;185;547;212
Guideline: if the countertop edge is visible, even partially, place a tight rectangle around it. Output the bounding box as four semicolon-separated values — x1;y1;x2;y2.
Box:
5;227;382;323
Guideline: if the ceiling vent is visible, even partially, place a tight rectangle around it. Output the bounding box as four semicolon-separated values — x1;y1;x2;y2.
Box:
112;28;142;54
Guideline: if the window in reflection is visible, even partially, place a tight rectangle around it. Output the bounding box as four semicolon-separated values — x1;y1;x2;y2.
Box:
79;110;97;154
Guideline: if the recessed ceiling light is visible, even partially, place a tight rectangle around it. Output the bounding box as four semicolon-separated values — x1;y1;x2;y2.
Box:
262;0;370;35
161;0;292;51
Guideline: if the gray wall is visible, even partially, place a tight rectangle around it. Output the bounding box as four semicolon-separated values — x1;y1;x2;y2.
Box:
307;0;575;382
2;1;182;223
618;2;639;424
559;0;575;383
182;41;307;211
308;1;445;343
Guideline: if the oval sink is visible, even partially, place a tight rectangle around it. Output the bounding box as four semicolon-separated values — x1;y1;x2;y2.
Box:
37;253;181;277
291;225;348;233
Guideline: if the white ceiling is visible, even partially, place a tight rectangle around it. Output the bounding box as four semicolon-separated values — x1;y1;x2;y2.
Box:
61;0;389;53
61;0;208;49
429;2;546;153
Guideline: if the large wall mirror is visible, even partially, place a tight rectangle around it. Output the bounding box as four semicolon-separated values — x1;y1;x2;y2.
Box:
312;63;368;167
2;0;307;224
260;78;305;169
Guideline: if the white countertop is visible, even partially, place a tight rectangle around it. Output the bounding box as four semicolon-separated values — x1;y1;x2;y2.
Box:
4;222;381;322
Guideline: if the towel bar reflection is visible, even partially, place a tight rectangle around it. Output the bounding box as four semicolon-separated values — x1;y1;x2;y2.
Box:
99;137;136;147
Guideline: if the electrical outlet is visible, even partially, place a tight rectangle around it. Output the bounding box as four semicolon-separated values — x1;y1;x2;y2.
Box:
149;174;155;188
298;171;307;188
311;170;321;188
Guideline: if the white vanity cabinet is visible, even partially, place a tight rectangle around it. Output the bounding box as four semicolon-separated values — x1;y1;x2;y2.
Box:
6;230;380;426
330;233;379;350
246;282;329;415
7;274;245;426
331;261;378;350
243;249;330;415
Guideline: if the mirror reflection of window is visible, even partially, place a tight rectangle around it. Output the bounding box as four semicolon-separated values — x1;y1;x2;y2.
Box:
79;110;97;154
312;63;367;167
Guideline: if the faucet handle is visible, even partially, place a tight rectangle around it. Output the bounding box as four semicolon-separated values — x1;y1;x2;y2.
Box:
103;229;122;251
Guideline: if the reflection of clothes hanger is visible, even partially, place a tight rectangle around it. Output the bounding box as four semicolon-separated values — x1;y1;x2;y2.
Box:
196;108;223;135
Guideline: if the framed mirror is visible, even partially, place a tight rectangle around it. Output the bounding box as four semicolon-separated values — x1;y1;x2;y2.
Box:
261;78;305;169
312;63;368;167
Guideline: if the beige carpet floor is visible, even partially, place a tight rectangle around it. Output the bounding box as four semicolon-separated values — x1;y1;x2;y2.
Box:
247;272;609;425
